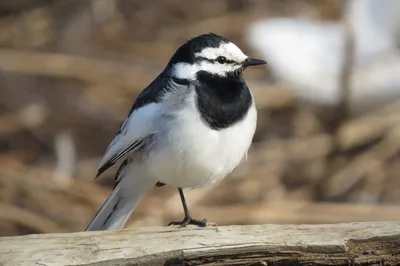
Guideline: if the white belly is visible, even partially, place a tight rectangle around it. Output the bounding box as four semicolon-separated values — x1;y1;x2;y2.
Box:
147;94;257;188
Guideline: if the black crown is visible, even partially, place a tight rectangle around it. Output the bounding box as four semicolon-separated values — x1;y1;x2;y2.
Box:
169;33;230;65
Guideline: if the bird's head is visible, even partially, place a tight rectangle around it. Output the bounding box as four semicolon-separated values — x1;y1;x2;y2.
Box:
167;33;266;81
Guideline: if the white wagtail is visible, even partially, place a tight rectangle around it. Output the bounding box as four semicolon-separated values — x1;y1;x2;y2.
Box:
85;33;266;231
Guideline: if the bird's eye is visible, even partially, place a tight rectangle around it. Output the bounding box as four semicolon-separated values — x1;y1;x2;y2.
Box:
216;56;227;64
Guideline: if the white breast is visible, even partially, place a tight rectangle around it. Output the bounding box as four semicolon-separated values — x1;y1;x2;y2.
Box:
147;89;257;188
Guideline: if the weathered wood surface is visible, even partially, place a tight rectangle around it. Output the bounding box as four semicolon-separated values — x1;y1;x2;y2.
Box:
0;222;400;266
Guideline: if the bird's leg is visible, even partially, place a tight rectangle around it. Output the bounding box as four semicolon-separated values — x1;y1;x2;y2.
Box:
168;188;207;227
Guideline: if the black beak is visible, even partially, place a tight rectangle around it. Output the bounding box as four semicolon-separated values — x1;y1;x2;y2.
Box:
243;57;267;68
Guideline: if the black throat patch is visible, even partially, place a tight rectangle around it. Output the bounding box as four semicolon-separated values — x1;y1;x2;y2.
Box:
195;71;253;130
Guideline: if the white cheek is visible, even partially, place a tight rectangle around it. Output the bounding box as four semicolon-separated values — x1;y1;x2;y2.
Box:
172;63;199;80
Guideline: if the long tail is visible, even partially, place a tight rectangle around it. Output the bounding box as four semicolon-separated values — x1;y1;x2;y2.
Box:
85;163;156;231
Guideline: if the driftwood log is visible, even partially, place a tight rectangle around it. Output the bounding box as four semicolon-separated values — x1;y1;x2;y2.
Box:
0;222;399;266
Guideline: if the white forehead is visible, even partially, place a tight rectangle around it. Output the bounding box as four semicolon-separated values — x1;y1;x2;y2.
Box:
195;42;248;62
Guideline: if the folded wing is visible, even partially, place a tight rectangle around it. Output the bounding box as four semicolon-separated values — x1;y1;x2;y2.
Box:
95;74;187;178
96;103;160;177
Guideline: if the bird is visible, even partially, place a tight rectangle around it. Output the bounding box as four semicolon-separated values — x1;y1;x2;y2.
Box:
85;33;267;231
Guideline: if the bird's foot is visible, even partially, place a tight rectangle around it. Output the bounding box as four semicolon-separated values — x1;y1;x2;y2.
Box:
168;216;207;228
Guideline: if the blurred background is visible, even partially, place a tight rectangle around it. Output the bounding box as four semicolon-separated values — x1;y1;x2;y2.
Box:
1;0;400;237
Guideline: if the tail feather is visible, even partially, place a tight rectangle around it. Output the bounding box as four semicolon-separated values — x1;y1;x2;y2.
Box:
85;168;156;231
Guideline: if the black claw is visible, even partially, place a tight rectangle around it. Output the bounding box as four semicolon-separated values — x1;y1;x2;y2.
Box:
168;216;207;228
170;188;207;228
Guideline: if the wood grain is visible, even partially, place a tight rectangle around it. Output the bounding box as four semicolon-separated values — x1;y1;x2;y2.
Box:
0;222;399;265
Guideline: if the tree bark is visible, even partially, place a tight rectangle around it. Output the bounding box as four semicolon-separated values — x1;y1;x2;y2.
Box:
1;222;400;265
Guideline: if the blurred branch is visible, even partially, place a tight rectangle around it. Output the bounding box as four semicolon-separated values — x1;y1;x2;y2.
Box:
0;48;159;89
327;123;400;199
53;131;76;187
0;202;65;233
316;15;356;200
337;101;400;150
183;201;400;225
0;103;46;134
0;48;290;110
337;16;355;123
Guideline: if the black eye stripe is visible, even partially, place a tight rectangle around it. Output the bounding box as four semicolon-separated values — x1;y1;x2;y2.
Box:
195;56;213;63
195;56;238;65
225;59;237;64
